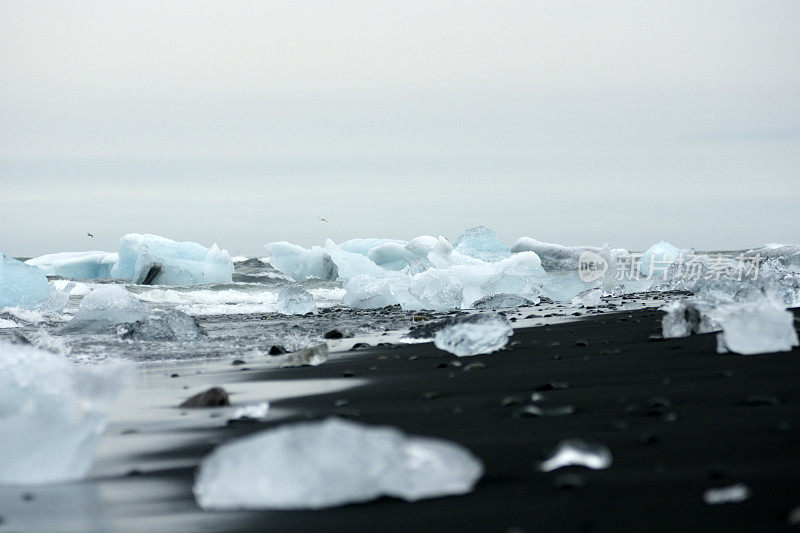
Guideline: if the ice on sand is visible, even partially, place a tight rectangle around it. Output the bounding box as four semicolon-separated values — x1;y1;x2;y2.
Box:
539;439;613;472
661;300;718;338
193;418;483;510
275;284;316;315
0;253;54;309
715;297;799;355
703;483;751;505
0;340;131;484
433;313;513;356
26;251;118;279
110;233;233;285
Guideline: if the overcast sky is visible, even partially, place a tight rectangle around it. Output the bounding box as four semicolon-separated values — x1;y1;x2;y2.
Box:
1;1;798;256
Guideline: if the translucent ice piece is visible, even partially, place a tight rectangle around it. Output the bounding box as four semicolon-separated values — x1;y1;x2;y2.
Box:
538;439;613;472
433;313;512;356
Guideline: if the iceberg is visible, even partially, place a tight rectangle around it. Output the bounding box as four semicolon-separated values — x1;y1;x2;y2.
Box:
433;313;513;356
193;418;483;509
511;237;603;271
640;240;681;278
409;269;464;311
0;253;54;309
110;234;233;285
26;251;118;279
275;284;316;315
715;297;799;355
265;242;337;281
0;340;131;484
454;226;510;263
343;275;400;309
339;238;405;256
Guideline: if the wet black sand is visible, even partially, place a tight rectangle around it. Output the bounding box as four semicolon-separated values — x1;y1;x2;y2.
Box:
3;307;800;532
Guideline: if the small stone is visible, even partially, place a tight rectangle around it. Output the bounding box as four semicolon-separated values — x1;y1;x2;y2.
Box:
170;373;179;378
514;404;575;418
575;340;588;347
179;387;230;408
436;363;448;369
334;399;349;407
743;394;780;406
535;381;569;392
342;370;355;377
231;359;246;366
324;329;344;339
349;343;371;351
269;345;287;355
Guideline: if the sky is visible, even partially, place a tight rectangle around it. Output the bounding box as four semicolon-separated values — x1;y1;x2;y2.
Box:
1;1;799;257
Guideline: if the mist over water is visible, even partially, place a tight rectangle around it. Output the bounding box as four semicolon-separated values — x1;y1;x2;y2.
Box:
2;135;798;258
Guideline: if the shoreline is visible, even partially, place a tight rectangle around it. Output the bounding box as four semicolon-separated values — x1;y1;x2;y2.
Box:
2;307;799;531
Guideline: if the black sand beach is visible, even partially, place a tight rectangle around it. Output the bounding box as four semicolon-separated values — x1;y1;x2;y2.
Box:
2;307;800;532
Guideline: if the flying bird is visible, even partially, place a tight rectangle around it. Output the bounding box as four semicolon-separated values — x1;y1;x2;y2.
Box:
86;232;94;238
317;217;328;223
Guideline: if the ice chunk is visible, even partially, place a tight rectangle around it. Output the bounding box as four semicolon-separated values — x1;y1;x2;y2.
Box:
570;288;602;308
339;238;405;256
409;269;463;311
367;242;432;273
233;402;270;420
538;439;613;472
0;340;131;484
120;309;206;341
343;275;399;309
26;251;118;279
279;343;329;367
511;237;603;271
661;300;719;338
276;284;316;315
454;226;510;263
703;483;751;505
325;240;384;279
193;418;483;509
0;253;54;309
472;293;538;309
110;234;233;285
640;240;681;278
265;242;338;281
715;297;799;355
65;285;148;327
433;313;512;356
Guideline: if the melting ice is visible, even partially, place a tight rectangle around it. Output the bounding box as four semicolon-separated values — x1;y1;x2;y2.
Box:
193;418;483;510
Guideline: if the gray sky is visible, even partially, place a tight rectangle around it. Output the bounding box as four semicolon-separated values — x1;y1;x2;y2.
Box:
1;1;798;256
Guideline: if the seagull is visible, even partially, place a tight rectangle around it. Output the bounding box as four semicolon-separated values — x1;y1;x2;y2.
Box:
86;232;94;238
317;217;328;223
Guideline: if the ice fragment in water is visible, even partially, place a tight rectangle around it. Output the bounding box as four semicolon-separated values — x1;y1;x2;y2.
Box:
454;226;510;263
703;483;751;505
193;417;483;509
510;237;605;271
265;242;338;281
275;284;316;315
0;253;54;309
715;296;799;355
0;340;131;484
343;275;399;309
539;439;613;472
433;313;512;356
110;233;233;285
26;251;118;279
120;308;206;341
60;285;148;333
